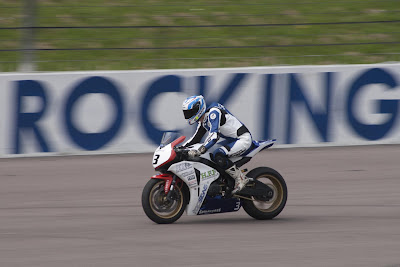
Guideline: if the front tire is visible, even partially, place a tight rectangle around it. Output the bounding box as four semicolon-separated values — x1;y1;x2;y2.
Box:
242;167;287;220
141;179;187;224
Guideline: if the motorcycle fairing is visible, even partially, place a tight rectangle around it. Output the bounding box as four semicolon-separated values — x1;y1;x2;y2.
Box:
227;139;277;163
169;161;221;216
198;195;241;215
168;160;242;216
243;139;276;157
152;136;185;170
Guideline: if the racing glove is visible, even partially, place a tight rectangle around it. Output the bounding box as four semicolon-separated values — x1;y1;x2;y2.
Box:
188;149;201;158
188;146;206;158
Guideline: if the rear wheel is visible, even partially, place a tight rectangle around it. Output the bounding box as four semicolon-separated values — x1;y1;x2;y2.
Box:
242;167;287;220
141;179;187;224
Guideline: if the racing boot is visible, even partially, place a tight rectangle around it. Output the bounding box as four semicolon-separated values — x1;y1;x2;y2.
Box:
225;165;249;194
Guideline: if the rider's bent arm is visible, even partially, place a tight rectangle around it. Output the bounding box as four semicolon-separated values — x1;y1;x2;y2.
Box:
183;123;207;147
202;109;222;151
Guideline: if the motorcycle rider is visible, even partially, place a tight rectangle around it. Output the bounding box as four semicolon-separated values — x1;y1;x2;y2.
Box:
181;95;252;194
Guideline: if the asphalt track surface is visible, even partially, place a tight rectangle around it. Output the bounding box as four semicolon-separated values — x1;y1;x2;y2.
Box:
1;145;400;267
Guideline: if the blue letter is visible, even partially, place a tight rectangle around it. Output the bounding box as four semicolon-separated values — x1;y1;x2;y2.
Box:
347;68;398;140
141;75;181;145
64;76;124;150
262;74;274;140
286;72;333;144
13;80;50;154
140;73;248;145
200;73;248;105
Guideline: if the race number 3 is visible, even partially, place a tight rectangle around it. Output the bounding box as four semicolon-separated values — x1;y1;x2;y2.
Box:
153;154;160;165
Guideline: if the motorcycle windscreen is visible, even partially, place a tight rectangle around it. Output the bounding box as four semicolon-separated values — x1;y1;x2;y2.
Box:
160;131;180;148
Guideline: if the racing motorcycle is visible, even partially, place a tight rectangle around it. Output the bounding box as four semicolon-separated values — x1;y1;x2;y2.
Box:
141;132;287;224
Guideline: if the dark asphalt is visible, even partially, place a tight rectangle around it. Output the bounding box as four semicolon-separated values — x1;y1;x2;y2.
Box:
1;145;400;267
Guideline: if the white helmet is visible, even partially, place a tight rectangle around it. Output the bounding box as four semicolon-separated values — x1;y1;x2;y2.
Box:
182;95;206;125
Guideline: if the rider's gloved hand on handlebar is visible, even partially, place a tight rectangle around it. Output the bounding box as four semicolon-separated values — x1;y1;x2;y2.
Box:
188;149;201;158
188;146;206;158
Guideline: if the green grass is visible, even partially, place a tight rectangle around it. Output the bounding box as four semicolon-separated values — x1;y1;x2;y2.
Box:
1;0;400;71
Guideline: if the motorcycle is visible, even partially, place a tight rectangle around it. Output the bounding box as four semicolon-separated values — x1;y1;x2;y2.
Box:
141;132;287;224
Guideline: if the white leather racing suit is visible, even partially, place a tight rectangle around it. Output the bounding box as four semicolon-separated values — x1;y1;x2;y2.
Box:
183;103;252;158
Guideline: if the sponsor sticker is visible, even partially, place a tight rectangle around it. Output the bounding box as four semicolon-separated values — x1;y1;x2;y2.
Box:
193;184;208;214
188;179;198;188
200;169;218;181
176;162;192;172
198;208;222;215
187;174;196;181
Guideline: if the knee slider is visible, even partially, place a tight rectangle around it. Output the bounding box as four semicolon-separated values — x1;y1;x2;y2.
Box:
213;148;233;170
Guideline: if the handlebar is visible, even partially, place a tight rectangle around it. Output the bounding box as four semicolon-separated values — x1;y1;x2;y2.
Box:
173;146;186;152
174;146;204;160
174;146;189;158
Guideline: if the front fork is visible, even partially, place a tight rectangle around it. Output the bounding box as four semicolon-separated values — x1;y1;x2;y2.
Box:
166;175;178;200
151;173;178;201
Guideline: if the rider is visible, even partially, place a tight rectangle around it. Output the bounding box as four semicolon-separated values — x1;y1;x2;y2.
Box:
181;95;252;194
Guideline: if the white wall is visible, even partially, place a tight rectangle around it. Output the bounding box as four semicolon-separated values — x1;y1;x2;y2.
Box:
1;63;400;157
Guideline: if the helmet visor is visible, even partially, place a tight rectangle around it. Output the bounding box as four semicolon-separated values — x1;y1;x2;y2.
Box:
183;102;200;119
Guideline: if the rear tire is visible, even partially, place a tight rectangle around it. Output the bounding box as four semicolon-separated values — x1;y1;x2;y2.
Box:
242;167;287;220
142;179;187;224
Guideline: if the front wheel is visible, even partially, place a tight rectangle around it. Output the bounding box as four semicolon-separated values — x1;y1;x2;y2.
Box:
142;179;187;224
242;167;287;220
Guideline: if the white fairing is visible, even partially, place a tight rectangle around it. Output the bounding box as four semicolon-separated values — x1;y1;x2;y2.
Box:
245;139;276;157
152;144;172;169
168;161;220;215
